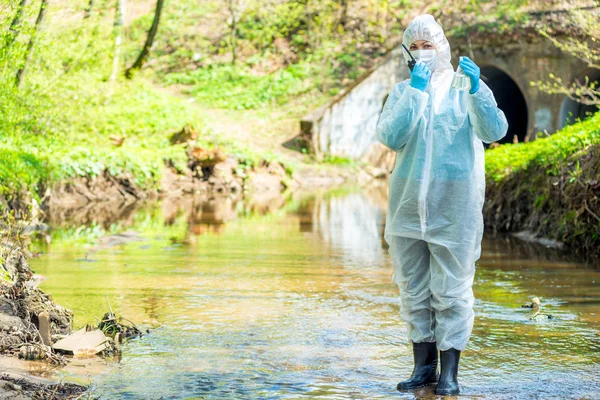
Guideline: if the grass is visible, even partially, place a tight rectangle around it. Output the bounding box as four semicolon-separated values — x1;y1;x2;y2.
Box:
484;112;600;257
0;72;290;203
1;76;187;199
163;62;321;111
486;112;600;181
0;1;299;205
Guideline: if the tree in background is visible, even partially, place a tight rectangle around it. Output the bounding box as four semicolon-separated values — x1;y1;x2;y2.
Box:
15;0;48;88
225;0;243;65
110;0;125;84
6;0;28;48
126;0;165;78
84;0;94;19
533;3;600;111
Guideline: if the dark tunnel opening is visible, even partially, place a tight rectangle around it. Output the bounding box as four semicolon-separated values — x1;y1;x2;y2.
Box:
560;69;600;128
480;66;529;144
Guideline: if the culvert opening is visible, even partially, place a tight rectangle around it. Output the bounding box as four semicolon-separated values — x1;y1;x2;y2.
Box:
480;66;528;144
560;69;600;129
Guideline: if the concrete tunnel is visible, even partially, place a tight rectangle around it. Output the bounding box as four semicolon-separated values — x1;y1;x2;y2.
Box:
481;66;600;142
480;66;529;144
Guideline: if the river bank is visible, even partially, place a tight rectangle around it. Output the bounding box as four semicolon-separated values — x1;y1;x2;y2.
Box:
0;242;89;398
5;128;386;225
484;113;600;261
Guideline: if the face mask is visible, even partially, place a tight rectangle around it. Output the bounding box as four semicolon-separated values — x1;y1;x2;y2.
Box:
409;49;439;72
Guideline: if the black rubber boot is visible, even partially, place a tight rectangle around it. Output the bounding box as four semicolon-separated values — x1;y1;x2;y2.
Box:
434;348;461;395
397;341;438;391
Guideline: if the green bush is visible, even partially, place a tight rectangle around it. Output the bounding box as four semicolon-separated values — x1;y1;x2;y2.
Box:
486;112;600;181
164;62;316;110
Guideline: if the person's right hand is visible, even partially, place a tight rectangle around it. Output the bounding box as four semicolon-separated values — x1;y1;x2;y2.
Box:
410;60;431;92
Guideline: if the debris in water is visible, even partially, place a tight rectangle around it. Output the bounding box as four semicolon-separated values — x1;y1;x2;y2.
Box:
521;296;554;321
52;326;109;356
98;311;143;340
530;312;554;321
521;296;541;309
19;344;48;361
97;294;144;340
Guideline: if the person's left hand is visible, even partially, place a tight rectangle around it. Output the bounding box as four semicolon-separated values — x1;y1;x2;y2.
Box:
459;57;480;94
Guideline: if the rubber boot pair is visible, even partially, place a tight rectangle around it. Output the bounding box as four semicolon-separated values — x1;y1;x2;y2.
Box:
397;341;461;396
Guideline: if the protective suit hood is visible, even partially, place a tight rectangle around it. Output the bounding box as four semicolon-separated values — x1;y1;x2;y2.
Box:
402;14;453;74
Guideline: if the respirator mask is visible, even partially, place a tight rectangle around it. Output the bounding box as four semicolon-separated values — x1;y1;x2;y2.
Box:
404;49;439;72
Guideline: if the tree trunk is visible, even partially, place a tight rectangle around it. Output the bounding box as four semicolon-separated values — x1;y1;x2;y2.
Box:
5;0;28;48
110;0;125;83
226;0;238;65
15;0;47;88
125;0;164;78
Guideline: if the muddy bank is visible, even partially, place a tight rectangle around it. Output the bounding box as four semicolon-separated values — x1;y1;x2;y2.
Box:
2;122;388;226
484;143;600;261
0;368;86;400
0;245;88;398
0;248;73;358
42;158;385;229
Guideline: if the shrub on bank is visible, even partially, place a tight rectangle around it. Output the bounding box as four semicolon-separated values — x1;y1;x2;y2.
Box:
486;113;600;181
484;112;600;258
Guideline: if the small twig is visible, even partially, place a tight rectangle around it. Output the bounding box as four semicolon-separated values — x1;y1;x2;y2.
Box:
49;377;64;400
105;294;113;315
584;201;600;222
119;317;141;330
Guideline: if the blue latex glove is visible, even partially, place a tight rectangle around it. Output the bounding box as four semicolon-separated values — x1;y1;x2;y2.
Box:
459;56;480;94
410;60;431;92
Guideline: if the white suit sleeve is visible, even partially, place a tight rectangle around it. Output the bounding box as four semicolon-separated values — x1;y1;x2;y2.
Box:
376;82;429;151
466;80;509;143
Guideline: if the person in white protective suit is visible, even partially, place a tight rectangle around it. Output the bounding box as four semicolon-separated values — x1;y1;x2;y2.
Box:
376;14;508;395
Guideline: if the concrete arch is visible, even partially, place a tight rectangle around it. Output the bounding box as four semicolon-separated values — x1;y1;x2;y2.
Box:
559;68;600;129
480;65;529;144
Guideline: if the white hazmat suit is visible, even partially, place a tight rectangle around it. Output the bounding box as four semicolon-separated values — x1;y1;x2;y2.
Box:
376;15;508;351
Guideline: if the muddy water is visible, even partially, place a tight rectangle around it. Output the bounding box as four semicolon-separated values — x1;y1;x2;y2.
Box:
29;189;600;399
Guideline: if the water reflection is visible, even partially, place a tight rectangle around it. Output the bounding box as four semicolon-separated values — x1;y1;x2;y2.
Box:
28;188;600;399
297;187;388;267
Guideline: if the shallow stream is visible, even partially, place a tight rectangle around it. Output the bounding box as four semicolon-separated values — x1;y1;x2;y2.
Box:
29;188;600;399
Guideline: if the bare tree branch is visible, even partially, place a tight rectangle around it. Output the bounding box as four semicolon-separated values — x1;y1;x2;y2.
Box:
15;0;48;88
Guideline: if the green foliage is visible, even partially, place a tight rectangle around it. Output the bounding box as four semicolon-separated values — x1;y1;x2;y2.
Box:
321;154;357;167
165;62;315;110
486;112;600;181
2;0;579;206
0;69;201;198
127;0;397;110
0;0;287;202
